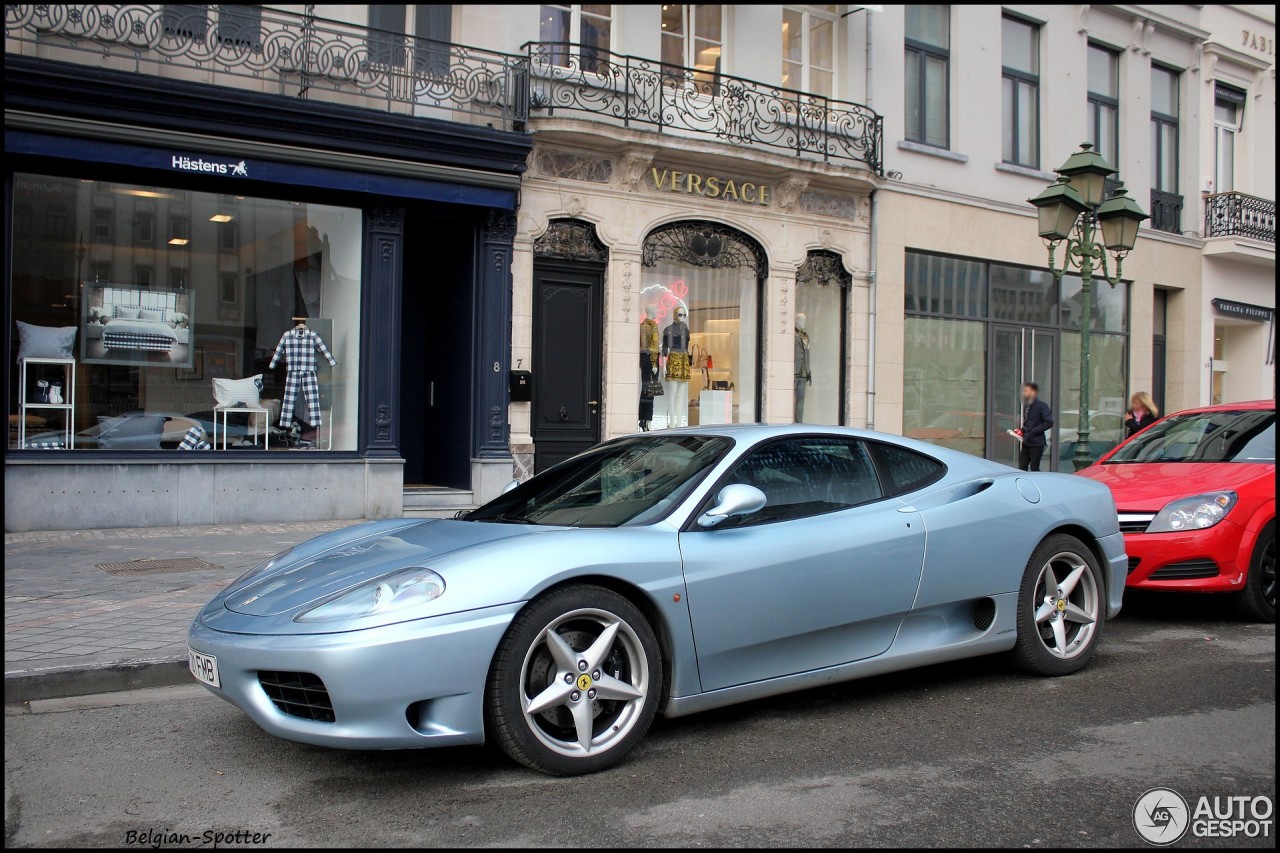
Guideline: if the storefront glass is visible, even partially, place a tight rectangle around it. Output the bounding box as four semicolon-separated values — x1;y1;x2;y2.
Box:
794;250;850;424
903;317;988;456
10;173;362;451
1058;332;1128;467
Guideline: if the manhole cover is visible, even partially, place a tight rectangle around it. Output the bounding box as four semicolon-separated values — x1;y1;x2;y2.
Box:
96;558;223;576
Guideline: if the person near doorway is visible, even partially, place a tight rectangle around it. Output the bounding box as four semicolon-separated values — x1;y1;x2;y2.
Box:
1014;382;1053;471
1124;391;1159;439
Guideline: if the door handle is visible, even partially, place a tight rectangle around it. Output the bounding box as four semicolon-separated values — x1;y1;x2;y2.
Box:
587;400;599;406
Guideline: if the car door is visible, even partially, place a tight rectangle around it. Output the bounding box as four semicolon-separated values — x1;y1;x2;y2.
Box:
679;436;926;692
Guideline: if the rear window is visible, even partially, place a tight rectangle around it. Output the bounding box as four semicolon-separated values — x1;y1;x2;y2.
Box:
869;442;947;496
1107;409;1275;464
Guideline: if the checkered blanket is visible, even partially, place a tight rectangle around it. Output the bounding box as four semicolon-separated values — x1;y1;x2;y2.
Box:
103;330;175;352
24;439;66;449
177;425;211;451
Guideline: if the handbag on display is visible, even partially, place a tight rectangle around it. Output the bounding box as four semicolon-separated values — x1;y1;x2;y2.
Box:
712;380;733;391
644;376;665;397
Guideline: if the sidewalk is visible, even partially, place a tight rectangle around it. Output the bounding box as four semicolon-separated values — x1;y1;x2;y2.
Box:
4;519;356;702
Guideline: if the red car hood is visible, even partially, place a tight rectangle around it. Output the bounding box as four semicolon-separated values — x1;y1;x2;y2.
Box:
1079;462;1275;511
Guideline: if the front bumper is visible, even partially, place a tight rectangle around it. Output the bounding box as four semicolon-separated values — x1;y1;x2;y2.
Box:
187;602;521;749
1098;531;1127;619
1122;519;1246;593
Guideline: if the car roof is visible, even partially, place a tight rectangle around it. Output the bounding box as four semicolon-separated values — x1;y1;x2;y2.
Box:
1165;400;1275;416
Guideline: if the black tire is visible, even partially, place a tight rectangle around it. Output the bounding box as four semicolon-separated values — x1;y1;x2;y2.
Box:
1232;523;1275;623
486;585;662;775
1013;533;1106;676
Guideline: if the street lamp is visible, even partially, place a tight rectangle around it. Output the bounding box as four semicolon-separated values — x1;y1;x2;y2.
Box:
1029;142;1148;471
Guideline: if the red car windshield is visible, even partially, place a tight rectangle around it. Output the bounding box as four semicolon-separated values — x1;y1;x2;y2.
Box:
1107;409;1275;464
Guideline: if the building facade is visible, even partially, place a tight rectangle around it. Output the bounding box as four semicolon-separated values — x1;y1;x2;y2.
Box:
4;4;1274;531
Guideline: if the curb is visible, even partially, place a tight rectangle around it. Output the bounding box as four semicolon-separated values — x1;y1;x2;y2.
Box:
4;655;194;704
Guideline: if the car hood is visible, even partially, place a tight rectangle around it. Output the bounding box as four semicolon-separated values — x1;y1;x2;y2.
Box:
1079;462;1274;511
223;519;539;616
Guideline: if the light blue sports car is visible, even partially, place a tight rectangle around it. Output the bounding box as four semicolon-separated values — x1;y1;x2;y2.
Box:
188;425;1126;775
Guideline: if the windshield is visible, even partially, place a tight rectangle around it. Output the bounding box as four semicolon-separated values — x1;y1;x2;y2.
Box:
1107;410;1275;464
467;434;733;527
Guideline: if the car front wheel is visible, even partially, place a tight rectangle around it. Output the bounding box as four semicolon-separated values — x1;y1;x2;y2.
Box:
1013;533;1105;676
486;585;662;775
1233;522;1275;623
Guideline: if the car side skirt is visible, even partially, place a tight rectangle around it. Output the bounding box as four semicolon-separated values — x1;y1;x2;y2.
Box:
663;593;1018;718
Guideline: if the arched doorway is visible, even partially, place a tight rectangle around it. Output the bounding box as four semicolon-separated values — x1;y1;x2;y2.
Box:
795;249;852;424
531;219;608;472
640;221;767;427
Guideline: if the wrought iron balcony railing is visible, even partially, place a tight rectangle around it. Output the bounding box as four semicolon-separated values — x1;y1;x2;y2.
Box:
524;42;882;174
4;4;529;130
1204;192;1276;243
1149;189;1183;235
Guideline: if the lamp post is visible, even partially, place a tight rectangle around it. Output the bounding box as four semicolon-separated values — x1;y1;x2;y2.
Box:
1029;142;1148;471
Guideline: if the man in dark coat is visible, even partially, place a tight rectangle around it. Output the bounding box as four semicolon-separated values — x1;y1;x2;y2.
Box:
1015;382;1053;472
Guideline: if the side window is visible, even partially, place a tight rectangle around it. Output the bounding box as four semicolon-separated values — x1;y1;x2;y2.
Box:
724;437;883;526
868;442;946;496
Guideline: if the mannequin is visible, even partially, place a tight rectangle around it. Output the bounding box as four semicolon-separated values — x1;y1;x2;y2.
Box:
639;304;661;431
794;312;812;422
661;306;691;428
270;316;337;429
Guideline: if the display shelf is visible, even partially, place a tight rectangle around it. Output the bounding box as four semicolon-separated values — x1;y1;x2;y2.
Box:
19;357;75;449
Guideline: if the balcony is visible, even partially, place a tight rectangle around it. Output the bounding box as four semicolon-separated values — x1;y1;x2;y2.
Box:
4;4;529;131
524;42;883;174
1149;189;1183;235
1203;192;1276;265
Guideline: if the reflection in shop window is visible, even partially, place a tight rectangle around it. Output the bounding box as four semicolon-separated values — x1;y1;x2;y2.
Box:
903;316;987;458
9;173;362;453
794;250;850;424
1058;332;1128;467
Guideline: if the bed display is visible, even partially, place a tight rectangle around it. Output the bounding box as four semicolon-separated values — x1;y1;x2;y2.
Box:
82;284;194;368
102;315;179;353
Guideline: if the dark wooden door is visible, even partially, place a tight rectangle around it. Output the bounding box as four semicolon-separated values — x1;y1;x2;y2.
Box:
532;260;603;472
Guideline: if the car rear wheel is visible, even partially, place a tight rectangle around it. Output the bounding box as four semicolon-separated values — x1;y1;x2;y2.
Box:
486;585;662;775
1012;534;1105;676
1233;523;1275;623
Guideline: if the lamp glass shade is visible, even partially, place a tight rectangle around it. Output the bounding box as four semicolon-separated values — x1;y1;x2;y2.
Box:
1096;187;1150;251
1028;179;1088;241
1055;142;1116;207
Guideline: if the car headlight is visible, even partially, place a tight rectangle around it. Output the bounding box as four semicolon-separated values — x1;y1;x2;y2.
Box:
1147;491;1237;533
229;549;293;591
294;567;446;623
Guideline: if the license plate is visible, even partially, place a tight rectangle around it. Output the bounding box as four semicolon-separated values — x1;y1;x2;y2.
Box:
188;647;220;688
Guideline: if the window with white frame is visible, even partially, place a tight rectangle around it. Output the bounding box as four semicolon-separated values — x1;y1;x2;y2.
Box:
782;5;837;98
1212;83;1245;193
661;4;723;83
1086;42;1119;167
540;5;613;71
1001;15;1039;168
904;5;950;148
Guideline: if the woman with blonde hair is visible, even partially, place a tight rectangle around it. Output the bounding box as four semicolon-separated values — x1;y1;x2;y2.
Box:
1124;391;1160;438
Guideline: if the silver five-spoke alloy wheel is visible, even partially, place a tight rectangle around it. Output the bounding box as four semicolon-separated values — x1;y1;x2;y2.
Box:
518;608;650;757
1032;552;1099;659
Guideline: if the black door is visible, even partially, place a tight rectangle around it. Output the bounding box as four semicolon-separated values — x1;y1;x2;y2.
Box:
532;260;603;472
1152;334;1167;417
400;212;474;488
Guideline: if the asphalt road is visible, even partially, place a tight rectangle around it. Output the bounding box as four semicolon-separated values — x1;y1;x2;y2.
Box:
4;595;1275;849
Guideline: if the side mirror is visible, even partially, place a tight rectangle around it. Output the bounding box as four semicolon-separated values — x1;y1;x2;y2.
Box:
697;484;767;529
501;479;520;495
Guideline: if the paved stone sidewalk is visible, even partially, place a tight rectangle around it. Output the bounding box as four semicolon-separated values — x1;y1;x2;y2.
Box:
4;520;356;681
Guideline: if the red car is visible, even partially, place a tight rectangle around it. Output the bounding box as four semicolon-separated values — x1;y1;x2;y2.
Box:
1079;400;1275;622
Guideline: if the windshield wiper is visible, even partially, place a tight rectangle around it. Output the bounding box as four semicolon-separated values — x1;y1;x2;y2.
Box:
489;514;537;525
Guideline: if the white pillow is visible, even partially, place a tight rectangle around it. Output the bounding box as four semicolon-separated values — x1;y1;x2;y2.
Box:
16;321;77;360
115;306;141;320
139;308;165;323
212;375;264;408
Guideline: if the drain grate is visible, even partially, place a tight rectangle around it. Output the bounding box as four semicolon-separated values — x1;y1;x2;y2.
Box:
96;557;223;576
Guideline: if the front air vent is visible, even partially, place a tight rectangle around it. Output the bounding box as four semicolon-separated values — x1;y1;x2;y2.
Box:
1150;559;1219;581
258;670;335;722
973;597;996;631
1127;557;1142;575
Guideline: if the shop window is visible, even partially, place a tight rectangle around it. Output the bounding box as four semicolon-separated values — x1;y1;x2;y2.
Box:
989;264;1057;326
782;5;837;98
9;173;363;453
905;4;949;148
639;221;765;427
1058;332;1128;467
1060;274;1128;333
904;252;987;318
794;250;851;424
540;5;613;71
903;316;988;458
